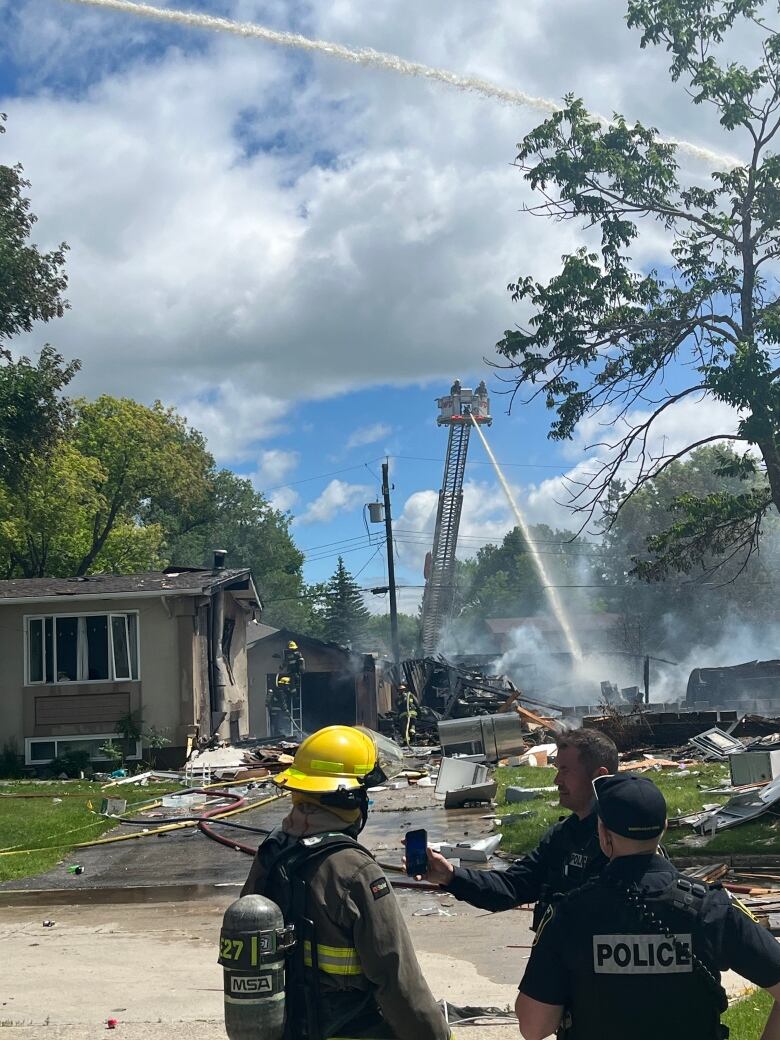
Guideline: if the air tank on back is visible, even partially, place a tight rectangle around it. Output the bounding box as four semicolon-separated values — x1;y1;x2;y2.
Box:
219;894;292;1040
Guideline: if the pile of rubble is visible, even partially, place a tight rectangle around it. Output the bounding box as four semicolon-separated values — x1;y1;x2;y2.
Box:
380;655;561;746
184;739;301;782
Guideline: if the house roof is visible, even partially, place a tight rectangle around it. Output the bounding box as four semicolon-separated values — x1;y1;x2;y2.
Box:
0;568;262;608
247;624;351;656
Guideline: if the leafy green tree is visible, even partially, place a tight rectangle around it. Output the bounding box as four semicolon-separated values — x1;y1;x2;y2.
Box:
364;612;421;658
0;397;210;577
454;525;597;622
600;446;780;655
162;468;314;630
0;441;104;578
321;557;371;648
0;115;68;354
1;117;76;484
73;396;213;576
497;1;780;578
0;348;79;488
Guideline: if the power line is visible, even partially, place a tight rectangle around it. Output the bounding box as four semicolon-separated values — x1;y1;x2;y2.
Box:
258;458;384;495
353;542;386;580
299;532;380;554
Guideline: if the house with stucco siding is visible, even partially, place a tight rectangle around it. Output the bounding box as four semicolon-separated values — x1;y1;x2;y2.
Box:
0;559;261;768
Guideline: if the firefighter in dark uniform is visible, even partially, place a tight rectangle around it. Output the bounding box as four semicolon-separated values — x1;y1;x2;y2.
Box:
282;640;305;680
242;725;451;1040
516;774;780;1040
419;729;619;929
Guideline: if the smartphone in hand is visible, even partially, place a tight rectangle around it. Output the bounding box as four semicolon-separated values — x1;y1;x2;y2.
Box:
405;828;428;877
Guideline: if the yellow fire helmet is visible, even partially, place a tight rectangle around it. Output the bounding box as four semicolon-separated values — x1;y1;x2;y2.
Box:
273;725;404;795
277;675;292;685
287;640;298;650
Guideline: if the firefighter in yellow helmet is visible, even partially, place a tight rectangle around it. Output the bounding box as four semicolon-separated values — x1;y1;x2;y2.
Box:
242;726;451;1040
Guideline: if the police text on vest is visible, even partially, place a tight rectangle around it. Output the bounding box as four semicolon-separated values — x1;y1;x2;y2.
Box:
593;934;693;974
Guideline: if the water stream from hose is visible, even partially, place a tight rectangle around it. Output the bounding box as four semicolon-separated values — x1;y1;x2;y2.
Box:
469;414;583;661
63;0;738;169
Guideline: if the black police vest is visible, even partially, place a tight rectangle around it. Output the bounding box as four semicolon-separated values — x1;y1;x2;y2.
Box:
561;876;728;1040
533;818;606;929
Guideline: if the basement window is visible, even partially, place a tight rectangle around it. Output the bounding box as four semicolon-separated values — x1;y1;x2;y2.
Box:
26;613;140;685
25;735;142;766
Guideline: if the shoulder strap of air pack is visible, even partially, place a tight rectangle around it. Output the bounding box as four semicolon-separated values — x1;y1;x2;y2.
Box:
268;833;372;1040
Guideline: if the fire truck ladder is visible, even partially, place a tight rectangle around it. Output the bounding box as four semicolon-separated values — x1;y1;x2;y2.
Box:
421;422;471;654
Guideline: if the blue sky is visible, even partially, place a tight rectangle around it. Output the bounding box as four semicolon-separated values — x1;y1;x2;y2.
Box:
0;0;742;610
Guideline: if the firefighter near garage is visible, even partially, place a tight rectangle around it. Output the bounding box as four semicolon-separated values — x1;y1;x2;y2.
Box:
220;725;450;1040
268;641;306;737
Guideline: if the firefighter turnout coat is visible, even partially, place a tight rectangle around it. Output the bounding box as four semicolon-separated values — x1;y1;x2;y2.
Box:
243;816;450;1040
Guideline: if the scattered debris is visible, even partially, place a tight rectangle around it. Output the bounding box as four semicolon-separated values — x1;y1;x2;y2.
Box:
42;920;55;928
512;743;558;767
434;835;502;863
185;740;298;781
379;655;562;747
696;775;780;833
730;749;780;786
443;781;497;809
689;727;743;760
100;797;127;816
494;811;534;825
505;786;555;804
434;758;491;799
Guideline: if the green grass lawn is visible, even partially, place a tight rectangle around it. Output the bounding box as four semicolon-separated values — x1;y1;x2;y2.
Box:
0;780;181;883
495;763;780;857
723;988;774;1038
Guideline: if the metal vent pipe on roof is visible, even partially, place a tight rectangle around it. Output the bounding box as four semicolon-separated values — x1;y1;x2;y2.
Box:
213;549;228;570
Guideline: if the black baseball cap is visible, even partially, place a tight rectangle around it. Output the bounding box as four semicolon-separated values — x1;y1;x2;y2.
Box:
593;774;667;839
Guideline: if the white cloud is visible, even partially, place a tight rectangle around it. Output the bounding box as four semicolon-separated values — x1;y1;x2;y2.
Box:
268;486;300;513
176;383;290;463
298;478;371;524
2;0;748;464
254;449;300;487
346;423;392;450
394;479;516;574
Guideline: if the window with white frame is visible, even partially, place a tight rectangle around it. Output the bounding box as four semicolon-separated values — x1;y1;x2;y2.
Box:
26;613;140;685
25;735;142;765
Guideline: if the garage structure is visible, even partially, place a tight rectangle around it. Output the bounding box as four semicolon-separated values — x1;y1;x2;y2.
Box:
247;625;380;737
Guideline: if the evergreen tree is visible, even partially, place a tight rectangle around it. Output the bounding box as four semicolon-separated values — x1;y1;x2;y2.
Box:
322;557;371;649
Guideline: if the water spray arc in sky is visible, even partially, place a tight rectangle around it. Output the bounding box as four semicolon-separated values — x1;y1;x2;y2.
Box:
64;0;737;169
469;414;584;662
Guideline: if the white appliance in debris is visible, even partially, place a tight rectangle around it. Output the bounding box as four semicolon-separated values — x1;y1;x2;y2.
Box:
729;750;780;786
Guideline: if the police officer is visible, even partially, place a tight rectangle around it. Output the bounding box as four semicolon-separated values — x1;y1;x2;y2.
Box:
242;725;451;1040
420;729;619;928
516;774;780;1040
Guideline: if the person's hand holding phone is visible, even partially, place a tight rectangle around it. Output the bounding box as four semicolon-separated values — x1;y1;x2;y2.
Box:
403;829;456;884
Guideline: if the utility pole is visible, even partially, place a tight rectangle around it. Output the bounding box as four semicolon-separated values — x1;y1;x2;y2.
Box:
381;460;401;670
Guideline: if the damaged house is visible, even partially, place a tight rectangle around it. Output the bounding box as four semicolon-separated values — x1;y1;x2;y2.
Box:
0;557;261;768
